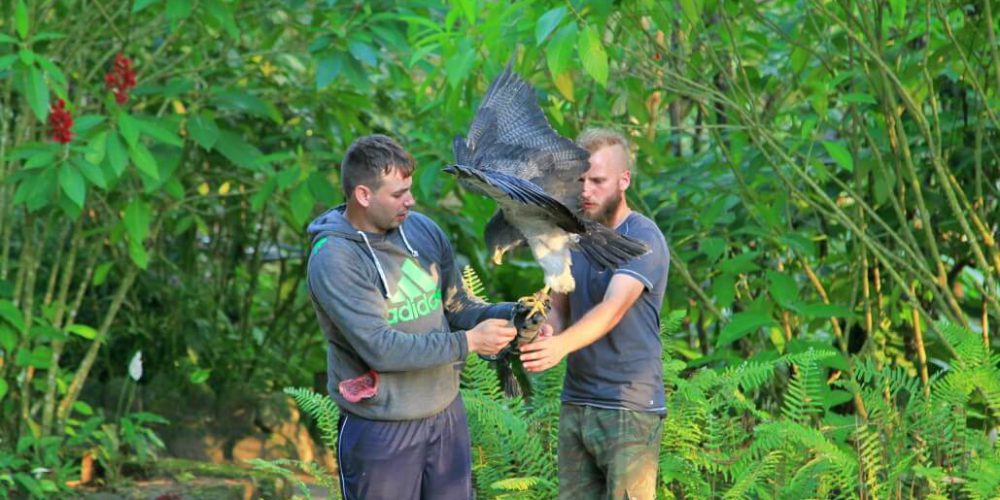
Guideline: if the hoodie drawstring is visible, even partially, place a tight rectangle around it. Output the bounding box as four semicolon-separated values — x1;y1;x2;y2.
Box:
357;231;391;298
399;225;419;257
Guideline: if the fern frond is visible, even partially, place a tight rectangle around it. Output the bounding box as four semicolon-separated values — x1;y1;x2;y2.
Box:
723;450;781;499
245;457;314;499
782;354;825;423
962;457;1000;500
284;387;340;451
491;477;545;492
462;265;488;301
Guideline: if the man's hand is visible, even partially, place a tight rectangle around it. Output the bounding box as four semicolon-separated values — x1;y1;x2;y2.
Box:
536;323;555;340
519;334;569;372
466;318;517;356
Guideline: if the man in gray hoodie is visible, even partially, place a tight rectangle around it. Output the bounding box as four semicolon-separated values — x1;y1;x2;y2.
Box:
306;134;521;500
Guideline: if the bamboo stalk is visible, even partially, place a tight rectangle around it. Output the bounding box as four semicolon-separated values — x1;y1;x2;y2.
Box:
16;213;45;440
40;220;84;438
56;266;139;428
777;260;793;342
911;285;930;397
817;0;1000;320
984;0;1000;95
984;299;990;351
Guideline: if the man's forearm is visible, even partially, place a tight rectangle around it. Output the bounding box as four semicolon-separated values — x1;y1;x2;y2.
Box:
557;299;626;353
555;275;644;353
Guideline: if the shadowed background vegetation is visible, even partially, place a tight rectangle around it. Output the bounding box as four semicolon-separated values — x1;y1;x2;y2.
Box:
0;0;997;497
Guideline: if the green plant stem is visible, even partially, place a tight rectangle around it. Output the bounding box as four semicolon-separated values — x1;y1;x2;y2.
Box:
40;219;84;438
56;265;139;428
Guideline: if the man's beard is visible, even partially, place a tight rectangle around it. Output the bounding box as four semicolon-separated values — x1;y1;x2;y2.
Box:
583;191;623;227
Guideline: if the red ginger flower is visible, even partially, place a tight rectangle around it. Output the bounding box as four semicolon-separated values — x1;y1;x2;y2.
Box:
49;99;73;144
105;53;137;104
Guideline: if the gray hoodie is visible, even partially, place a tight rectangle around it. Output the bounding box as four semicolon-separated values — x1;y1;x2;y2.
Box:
306;205;513;420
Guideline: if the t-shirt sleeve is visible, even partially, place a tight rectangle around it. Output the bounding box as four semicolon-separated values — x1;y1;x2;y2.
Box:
614;221;669;293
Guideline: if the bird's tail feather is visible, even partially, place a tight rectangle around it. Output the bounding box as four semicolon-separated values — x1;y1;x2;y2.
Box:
577;220;650;270
497;357;520;398
495;354;532;399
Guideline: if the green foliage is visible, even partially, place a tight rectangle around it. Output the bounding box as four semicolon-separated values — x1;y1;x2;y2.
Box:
0;0;997;496
247;387;342;499
462;265;488;301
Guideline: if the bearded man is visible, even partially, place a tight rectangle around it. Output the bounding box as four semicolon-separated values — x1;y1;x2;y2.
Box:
520;128;671;500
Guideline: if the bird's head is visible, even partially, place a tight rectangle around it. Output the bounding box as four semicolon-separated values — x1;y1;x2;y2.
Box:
485;231;514;265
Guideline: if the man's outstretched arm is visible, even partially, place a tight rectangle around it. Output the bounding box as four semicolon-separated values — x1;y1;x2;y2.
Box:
519;274;644;372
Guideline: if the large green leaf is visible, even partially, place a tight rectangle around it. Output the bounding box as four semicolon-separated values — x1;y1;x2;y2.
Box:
166;0;192;22
577;25;608;87
136;117;183;147
289;182;315;228
215;130;263;169
822;141;854;172
118;112;140;147
123;199;151;243
446;45;476;89
133;0;160;13
0;325;15;352
0;300;25;333
716;311;774;347
203;0;239;38
106;131;128;177
188;112;220;150
679;0;701;25
535;7;566;45
74;158;107;190
25;65;50;122
766;271;798;308
348;41;377;67
211;89;282;123
58;162;86;208
316;54;344;90
546;23;577;77
66;324;98;340
14;0;29;40
129;142;160;181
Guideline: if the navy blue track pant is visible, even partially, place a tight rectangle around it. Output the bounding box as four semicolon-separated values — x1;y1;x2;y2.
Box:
337;395;472;500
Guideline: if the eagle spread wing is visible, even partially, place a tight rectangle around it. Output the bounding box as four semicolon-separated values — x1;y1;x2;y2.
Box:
445;63;648;293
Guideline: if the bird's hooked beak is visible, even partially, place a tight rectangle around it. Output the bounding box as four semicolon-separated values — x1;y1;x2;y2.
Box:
443;165;459;175
492;247;505;265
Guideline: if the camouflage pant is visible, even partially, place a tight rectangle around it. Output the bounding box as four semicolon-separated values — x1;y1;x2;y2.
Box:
557;403;663;500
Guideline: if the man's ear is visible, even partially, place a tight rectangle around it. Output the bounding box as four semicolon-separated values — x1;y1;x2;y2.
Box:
620;169;631;191
354;185;372;208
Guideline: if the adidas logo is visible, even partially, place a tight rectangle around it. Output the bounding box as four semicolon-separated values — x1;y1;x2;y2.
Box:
387;259;441;325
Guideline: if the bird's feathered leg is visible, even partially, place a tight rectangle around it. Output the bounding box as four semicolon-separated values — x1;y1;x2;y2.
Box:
516;285;551;345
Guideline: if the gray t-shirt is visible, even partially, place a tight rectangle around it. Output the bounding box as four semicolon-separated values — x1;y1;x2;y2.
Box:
562;212;669;414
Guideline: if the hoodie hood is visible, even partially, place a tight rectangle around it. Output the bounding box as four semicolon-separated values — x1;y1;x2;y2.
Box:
307;204;363;241
308;204;420;298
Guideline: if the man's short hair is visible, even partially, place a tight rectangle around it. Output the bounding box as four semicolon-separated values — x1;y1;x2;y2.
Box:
341;134;415;197
576;128;632;170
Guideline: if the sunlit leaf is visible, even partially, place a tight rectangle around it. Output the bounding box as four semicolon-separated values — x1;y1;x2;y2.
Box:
25;65;49;122
15;0;29;40
190;368;211;384
578;25;608;87
535;7;566;45
66;324;98;340
58;162;86;208
0;300;25;333
124;199;151;243
822;141;854;172
129;142;160;180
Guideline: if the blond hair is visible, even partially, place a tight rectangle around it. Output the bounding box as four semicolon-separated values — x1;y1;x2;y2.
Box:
576;128;632;170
